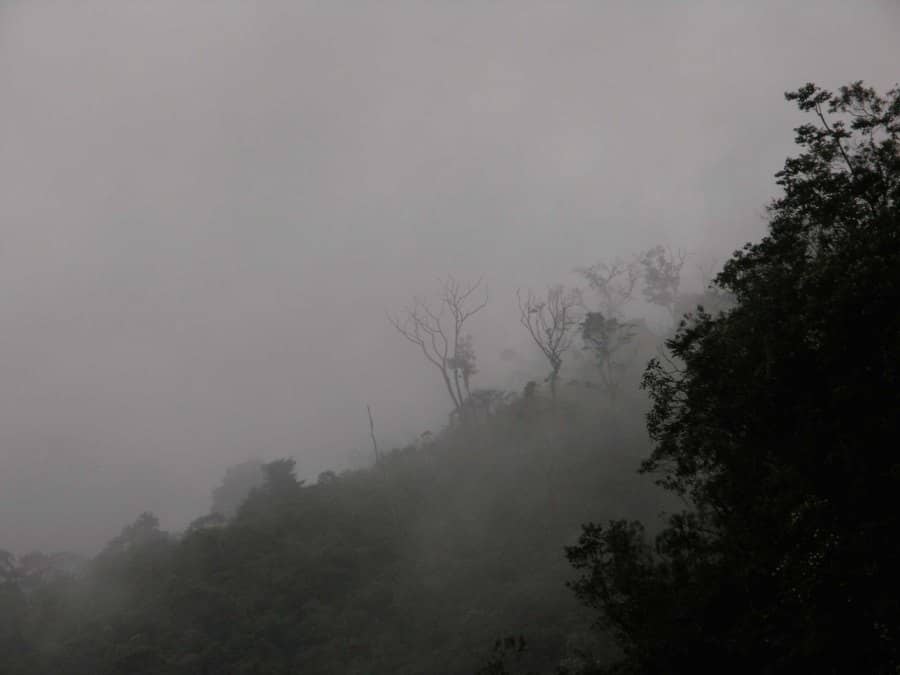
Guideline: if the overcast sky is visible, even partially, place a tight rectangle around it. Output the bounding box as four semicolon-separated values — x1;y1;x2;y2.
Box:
1;1;898;554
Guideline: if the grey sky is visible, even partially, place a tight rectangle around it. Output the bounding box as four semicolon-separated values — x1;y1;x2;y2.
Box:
1;1;898;553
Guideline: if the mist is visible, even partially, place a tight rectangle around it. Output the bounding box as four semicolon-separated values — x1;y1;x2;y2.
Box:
1;0;897;558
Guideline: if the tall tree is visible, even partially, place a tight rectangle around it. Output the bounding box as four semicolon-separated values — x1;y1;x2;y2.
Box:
568;81;900;674
638;244;686;325
389;276;488;417
517;285;581;400
580;311;636;405
576;258;639;320
576;257;643;403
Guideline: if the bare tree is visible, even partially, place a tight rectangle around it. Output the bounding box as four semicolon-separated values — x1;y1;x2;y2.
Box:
576;257;640;319
388;276;488;417
517;285;581;401
367;404;379;463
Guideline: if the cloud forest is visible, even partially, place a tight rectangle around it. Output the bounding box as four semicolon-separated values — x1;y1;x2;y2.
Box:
1;78;898;674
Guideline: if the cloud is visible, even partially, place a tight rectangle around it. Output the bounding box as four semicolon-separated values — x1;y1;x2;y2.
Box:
0;0;897;553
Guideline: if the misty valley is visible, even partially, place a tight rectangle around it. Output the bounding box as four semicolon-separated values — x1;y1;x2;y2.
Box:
1;4;898;673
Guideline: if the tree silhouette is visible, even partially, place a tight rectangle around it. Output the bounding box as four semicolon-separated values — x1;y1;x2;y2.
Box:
517;285;580;400
388;276;488;417
568;80;900;674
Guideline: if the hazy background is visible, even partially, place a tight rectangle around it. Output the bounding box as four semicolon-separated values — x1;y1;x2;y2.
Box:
1;1;897;554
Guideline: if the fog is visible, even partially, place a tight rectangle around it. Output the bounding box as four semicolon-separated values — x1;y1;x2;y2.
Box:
1;1;897;554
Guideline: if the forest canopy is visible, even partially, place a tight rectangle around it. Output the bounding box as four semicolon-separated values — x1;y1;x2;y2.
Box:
568;80;900;674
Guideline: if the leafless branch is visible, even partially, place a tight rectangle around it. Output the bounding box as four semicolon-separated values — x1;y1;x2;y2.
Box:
388;276;488;416
367;404;379;463
576;258;640;319
518;285;581;400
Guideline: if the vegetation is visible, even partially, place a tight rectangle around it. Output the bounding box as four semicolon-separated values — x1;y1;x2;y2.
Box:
1;80;896;674
0;390;662;674
567;81;900;674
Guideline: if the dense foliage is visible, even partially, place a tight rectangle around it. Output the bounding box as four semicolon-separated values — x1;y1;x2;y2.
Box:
0;383;666;674
567;81;900;674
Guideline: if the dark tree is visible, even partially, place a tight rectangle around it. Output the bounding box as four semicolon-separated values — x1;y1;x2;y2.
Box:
580;312;636;405
568;81;900;674
0;550;15;584
262;458;302;494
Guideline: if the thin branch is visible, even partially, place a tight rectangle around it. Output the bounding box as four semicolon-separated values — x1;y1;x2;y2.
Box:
388;276;488;416
518;285;580;399
367;404;379;463
814;101;855;176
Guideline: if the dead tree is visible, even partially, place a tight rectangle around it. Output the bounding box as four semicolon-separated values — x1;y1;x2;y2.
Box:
517;285;580;401
367;404;379;463
388;276;488;417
